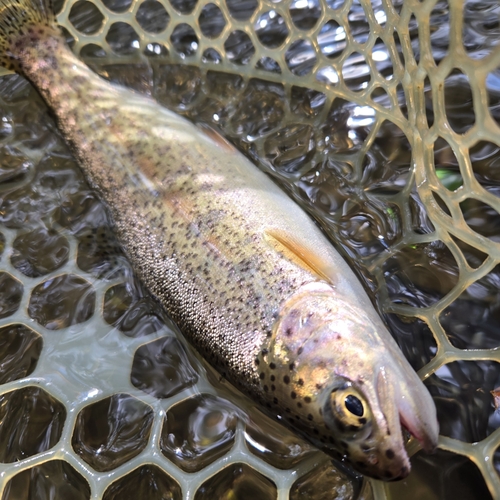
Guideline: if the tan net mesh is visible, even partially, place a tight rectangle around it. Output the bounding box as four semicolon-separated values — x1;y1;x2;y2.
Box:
0;0;499;498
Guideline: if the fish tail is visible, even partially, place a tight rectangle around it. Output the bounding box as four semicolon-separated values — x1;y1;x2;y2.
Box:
0;0;56;73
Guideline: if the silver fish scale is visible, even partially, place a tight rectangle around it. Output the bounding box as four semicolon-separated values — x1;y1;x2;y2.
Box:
25;34;316;391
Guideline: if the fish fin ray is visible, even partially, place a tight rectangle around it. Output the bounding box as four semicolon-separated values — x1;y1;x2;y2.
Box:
197;123;238;154
264;228;336;283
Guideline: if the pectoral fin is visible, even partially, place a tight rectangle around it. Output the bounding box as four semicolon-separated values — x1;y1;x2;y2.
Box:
264;228;336;284
198;123;238;154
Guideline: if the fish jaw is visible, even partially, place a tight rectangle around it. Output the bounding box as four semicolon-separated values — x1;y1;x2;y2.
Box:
346;345;439;480
374;318;440;455
356;364;439;480
319;361;438;481
330;367;413;481
393;369;439;454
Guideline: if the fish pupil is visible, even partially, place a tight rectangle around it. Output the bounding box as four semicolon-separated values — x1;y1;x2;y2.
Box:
345;395;364;417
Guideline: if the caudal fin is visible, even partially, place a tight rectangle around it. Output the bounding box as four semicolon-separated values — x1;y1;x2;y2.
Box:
0;0;56;72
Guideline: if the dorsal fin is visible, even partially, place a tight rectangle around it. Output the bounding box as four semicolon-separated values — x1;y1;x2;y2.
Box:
264;228;336;284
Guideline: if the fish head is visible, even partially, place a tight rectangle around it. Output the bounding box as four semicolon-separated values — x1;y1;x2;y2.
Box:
262;282;438;480
320;360;437;480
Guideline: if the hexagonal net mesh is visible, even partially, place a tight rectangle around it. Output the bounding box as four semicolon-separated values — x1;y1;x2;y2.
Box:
0;0;499;498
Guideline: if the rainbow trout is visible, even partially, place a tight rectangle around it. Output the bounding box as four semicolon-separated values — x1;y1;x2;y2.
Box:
0;0;438;480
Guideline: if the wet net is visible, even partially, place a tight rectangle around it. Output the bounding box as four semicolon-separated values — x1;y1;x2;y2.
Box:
0;0;499;498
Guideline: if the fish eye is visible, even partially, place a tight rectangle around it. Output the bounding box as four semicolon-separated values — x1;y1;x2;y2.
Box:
344;394;364;417
329;385;371;431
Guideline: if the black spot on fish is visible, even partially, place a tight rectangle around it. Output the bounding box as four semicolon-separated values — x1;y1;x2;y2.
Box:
304;396;311;403
297;347;303;355
264;385;269;392
259;372;265;380
297;402;302;408
283;375;290;384
291;391;297;399
270;375;275;381
271;385;276;391
307;414;313;421
269;362;276;369
386;449;395;459
289;363;295;371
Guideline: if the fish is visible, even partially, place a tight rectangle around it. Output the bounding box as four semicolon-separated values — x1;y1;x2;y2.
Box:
0;0;439;480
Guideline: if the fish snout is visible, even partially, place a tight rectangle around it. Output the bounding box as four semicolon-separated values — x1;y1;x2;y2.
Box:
361;364;439;480
394;374;439;454
375;343;439;453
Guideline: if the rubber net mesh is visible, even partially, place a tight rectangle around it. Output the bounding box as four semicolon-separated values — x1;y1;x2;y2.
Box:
0;0;499;498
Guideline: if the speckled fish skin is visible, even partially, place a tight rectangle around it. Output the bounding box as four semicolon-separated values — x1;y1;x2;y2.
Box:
0;0;438;481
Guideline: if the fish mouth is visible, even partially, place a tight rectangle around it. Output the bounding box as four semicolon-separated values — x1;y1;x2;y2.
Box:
369;366;439;480
386;412;434;480
377;350;439;452
399;399;439;453
392;365;439;455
